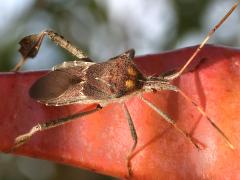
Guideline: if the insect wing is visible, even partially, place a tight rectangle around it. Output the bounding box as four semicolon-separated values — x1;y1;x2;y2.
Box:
29;61;96;106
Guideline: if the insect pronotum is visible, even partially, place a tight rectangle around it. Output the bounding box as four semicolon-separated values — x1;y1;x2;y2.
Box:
11;1;239;178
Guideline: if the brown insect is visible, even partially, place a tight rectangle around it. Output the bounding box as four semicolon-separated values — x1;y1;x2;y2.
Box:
12;1;239;178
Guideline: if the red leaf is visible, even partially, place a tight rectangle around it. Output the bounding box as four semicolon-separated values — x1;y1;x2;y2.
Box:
1;45;240;179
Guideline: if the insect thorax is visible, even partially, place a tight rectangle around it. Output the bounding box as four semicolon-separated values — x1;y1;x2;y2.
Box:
84;58;145;99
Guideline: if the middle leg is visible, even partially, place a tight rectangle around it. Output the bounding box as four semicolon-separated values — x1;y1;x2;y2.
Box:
122;103;138;178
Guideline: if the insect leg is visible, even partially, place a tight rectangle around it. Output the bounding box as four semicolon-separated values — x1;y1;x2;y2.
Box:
175;88;234;149
122;103;138;177
12;30;90;71
140;95;200;149
164;0;240;80
12;105;102;151
45;30;89;60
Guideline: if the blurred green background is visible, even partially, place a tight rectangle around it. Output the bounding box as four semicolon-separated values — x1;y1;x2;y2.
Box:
0;0;239;179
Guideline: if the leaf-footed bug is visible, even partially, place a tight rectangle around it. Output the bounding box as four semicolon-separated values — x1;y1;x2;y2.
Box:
11;1;239;178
